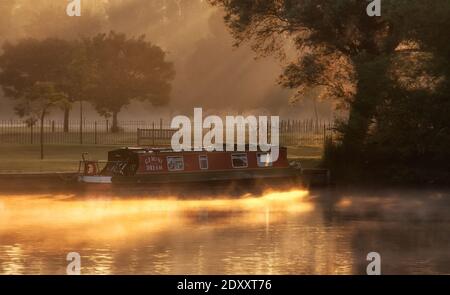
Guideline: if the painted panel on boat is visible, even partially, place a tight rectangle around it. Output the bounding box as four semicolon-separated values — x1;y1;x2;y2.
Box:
135;148;289;175
141;155;164;172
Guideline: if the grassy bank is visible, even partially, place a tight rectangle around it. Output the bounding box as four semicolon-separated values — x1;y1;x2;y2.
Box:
286;145;323;169
0;144;117;172
0;144;323;173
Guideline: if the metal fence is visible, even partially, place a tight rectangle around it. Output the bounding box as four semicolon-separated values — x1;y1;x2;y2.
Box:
0;119;333;147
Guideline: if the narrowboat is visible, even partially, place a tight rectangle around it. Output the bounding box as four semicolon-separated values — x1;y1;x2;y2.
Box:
78;145;303;187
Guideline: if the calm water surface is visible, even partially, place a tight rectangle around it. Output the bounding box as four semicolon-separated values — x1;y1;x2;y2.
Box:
0;187;449;274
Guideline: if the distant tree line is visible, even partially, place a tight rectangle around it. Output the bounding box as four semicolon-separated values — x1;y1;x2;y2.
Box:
0;31;175;159
209;0;450;183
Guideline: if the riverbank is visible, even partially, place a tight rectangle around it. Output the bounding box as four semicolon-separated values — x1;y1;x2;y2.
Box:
0;144;116;173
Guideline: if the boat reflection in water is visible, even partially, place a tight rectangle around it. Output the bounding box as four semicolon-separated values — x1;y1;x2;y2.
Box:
0;188;449;274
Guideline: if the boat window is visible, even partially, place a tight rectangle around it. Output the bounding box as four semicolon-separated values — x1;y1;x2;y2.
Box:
199;155;208;170
167;156;184;171
257;153;273;167
231;153;248;168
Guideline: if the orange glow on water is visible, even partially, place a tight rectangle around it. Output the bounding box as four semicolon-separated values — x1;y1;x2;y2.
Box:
336;198;353;208
2;189;447;274
0;189;313;244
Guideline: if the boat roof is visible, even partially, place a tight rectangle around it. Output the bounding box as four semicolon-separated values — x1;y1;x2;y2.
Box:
110;144;285;154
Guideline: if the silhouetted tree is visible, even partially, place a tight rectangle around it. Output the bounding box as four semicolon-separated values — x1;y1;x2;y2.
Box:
0;38;80;132
86;31;175;132
14;82;69;159
210;0;450;181
62;40;98;141
209;0;403;149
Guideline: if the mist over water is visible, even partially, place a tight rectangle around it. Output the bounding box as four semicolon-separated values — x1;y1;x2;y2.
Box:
0;188;449;274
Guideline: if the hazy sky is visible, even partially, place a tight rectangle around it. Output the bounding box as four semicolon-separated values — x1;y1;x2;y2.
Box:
0;0;332;120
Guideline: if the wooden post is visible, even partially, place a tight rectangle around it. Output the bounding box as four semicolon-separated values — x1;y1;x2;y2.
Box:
40;114;44;160
79;101;83;145
323;123;326;145
137;128;141;146
160;118;163;144
152;122;155;146
106;120;109;133
30;123;34;145
289;120;292;145
94;121;98;145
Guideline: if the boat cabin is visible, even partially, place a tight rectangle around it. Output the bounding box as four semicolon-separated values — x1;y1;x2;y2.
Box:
79;145;295;185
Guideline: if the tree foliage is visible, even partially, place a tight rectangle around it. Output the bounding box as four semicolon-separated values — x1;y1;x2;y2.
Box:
210;0;450;182
0;32;175;133
0;38;72;99
85;31;175;132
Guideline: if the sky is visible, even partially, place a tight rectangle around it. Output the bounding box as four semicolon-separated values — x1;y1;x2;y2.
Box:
0;0;333;121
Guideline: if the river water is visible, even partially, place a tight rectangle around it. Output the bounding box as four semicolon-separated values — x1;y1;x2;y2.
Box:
0;187;449;274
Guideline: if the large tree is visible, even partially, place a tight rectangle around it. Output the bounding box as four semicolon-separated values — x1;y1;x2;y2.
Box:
86;31;175;132
61;40;99;140
209;0;403;147
210;0;450;163
0;38;78;132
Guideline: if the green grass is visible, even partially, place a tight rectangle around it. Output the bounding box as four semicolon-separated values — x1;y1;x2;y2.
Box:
287;146;323;169
0;144;119;173
0;144;323;173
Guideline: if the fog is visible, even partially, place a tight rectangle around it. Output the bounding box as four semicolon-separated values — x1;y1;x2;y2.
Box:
0;0;333;120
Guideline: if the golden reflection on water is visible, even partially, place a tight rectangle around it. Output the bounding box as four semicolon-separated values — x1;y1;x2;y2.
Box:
1;189;341;274
0;189;312;239
1;188;447;274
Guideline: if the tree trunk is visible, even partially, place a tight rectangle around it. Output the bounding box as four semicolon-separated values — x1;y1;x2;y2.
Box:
342;56;390;155
342;94;375;154
79;100;83;144
111;111;119;133
63;107;70;133
40;112;45;160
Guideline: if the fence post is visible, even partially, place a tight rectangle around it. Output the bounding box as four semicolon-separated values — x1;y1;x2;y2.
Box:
160;118;163;142
137;128;140;146
106;120;109;133
30;123;34;145
329;122;333;144
94;121;97;145
79;119;83;145
152;122;155;146
323;123;326;145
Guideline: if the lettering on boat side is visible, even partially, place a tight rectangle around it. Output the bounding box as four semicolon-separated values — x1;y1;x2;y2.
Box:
66;252;81;275
170;108;280;163
366;252;381;275
144;156;163;172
